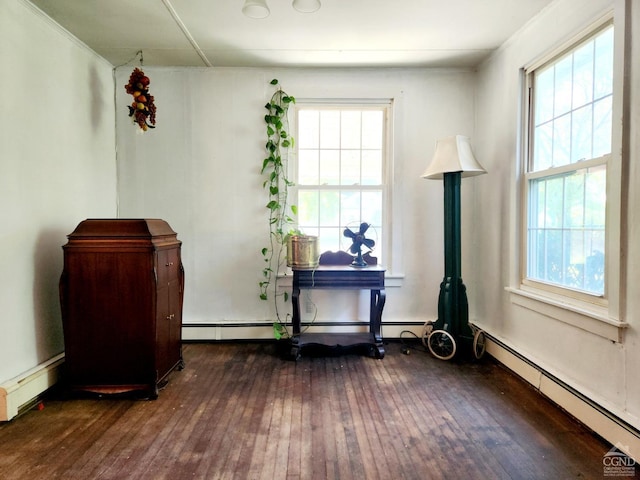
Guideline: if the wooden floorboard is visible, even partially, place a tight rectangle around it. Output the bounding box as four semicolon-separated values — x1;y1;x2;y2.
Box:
0;341;622;480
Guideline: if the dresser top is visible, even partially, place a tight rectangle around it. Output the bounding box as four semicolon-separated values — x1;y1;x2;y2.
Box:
68;219;176;238
64;219;180;248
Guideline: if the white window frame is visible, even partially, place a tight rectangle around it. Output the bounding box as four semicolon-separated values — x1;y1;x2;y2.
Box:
291;100;393;270
512;12;628;341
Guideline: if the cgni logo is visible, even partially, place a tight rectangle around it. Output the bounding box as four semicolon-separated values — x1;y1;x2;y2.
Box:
603;444;636;477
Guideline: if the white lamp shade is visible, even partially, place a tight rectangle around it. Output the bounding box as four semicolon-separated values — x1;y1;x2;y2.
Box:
421;135;487;180
243;0;270;18
292;0;321;13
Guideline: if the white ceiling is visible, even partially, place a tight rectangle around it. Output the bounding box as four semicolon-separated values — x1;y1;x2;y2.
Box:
28;0;555;68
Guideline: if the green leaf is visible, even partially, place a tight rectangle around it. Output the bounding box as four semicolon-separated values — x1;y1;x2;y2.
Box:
260;293;268;301
291;205;298;215
282;140;290;148
273;323;281;339
266;200;279;211
261;247;268;256
270;78;278;85
270;186;279;195
284;292;289;302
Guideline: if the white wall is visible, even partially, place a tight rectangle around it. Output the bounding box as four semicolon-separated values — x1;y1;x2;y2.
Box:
473;0;640;436
0;0;117;384
114;67;477;339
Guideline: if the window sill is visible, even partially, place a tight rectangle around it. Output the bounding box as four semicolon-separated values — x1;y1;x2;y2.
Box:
505;286;627;343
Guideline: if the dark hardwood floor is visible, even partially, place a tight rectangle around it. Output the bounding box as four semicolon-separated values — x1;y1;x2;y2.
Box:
0;341;615;479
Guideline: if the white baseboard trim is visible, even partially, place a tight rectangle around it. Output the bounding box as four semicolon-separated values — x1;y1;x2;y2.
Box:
486;337;640;459
0;353;64;421
182;322;425;341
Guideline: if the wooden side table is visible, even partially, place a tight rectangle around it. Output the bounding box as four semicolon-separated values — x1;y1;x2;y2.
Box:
290;265;386;359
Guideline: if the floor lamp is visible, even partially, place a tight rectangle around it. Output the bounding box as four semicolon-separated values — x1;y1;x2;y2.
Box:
421;135;487;360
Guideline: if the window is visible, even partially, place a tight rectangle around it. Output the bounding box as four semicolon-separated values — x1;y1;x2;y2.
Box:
294;104;390;264
525;23;614;299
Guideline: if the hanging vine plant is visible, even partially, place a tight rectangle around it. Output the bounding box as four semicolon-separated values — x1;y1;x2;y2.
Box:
259;79;297;339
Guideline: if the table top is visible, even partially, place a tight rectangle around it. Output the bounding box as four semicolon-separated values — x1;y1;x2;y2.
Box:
292;265;386;272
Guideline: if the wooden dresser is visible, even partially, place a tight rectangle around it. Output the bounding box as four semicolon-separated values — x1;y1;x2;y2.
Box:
59;219;184;398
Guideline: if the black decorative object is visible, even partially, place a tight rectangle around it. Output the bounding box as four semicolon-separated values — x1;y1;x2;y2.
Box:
343;222;375;268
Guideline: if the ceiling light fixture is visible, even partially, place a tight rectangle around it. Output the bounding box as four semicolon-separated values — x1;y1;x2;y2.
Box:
242;0;321;19
242;0;270;19
292;0;321;13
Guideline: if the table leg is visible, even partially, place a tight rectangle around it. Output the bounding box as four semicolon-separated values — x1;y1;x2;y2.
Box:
292;284;301;336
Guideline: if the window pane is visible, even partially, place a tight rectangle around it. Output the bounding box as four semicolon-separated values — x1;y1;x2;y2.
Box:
298;149;319;185
545;229;563;284
362;111;383;149
320;111;340;149
585;166;606;227
564;172;585;228
594;27;614;99
341;111;361;149
535;67;555;125
341;150;360;185
552;114;571;167
298;190;318;226
340;190;361;226
528;228;544;279
362;191;382;226
593;96;612;158
564;229;585;289
554;56;573;117
319;150;339;185
298;110;319;148
319;190;339;226
318;227;341;253
585;230;605;293
571;104;593;162
362;150;382;185
528;178;545;229
533;122;553;170
572;40;594;109
545;176;564;228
